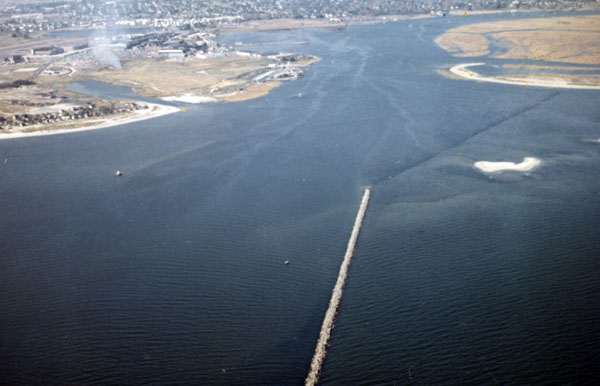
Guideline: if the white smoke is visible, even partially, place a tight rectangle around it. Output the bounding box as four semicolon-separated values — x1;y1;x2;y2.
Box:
90;31;122;70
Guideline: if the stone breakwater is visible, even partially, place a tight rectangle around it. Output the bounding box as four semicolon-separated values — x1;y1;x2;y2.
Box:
305;188;371;386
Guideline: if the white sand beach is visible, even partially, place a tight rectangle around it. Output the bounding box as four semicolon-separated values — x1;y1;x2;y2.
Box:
474;157;541;172
450;63;600;90
161;94;216;104
0;102;180;140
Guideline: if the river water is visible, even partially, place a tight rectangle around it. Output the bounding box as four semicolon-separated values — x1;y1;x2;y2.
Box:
1;12;599;385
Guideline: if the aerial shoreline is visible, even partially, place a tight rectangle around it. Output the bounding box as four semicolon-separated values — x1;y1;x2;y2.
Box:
3;11;599;138
1;53;318;138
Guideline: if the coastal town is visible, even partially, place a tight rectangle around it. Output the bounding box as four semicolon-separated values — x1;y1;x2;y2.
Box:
0;101;148;130
1;0;594;36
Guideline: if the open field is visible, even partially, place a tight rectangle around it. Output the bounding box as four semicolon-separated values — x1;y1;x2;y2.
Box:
0;85;52;115
491;30;600;64
81;55;274;98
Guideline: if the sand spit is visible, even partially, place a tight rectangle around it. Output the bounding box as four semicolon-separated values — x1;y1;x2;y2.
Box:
161;94;216;104
474;157;541;173
0;102;180;140
450;63;600;90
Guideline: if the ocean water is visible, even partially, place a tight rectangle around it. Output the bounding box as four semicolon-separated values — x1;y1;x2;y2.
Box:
1;13;599;385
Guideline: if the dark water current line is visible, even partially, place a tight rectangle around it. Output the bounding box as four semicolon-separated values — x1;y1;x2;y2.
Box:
305;188;371;386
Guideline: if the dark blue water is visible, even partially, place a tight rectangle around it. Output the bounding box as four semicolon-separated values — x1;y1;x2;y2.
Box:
2;13;599;385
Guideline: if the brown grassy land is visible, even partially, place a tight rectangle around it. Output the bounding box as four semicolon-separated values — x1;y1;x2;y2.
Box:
436;14;600;88
0;85;65;115
76;54;318;102
491;30;600;64
434;32;489;57
224;81;281;102
436;15;600;64
80;55;274;98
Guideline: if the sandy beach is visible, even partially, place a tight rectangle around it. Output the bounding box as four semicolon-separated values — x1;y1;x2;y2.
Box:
474;157;541;173
0;102;180;140
161;94;216;104
450;63;600;90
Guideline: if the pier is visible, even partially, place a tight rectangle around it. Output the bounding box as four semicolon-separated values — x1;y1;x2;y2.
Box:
305;188;371;386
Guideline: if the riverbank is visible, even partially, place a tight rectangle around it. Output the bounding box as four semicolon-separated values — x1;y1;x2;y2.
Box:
0;102;179;140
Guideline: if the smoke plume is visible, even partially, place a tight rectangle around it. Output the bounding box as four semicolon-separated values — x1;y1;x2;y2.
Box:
90;32;122;70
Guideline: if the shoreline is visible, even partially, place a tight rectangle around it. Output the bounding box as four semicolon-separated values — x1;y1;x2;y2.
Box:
0;102;180;140
474;157;541;173
449;63;600;90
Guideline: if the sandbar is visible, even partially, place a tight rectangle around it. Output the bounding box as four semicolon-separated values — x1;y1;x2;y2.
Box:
450;63;600;90
0;102;179;140
474;157;541;173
